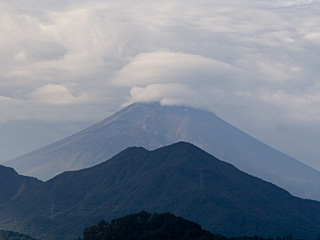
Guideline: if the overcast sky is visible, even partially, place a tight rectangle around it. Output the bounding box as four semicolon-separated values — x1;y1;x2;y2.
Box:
1;0;320;170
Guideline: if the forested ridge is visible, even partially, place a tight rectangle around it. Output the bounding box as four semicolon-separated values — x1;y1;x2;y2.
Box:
0;211;311;240
3;142;320;239
81;211;305;240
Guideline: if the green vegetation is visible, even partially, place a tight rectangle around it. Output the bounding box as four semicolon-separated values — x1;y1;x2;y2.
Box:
0;230;36;240
81;211;303;240
82;211;223;240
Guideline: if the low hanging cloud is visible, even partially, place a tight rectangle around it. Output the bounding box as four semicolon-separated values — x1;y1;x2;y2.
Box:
2;0;320;166
113;51;240;87
28;84;88;105
129;83;206;108
1;0;320;123
113;51;242;110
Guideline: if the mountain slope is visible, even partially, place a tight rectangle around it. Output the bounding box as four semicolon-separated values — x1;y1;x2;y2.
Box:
2;142;320;240
4;102;320;201
0;166;41;205
0;230;37;240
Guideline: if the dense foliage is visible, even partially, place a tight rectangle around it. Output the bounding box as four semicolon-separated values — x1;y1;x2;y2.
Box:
82;211;302;240
83;211;221;240
0;230;36;240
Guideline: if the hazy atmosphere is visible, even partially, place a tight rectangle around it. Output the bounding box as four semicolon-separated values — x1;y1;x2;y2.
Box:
1;0;320;170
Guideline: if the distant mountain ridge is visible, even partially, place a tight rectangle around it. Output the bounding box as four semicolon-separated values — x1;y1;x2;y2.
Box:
0;166;41;205
0;230;37;240
4;102;320;201
2;142;320;240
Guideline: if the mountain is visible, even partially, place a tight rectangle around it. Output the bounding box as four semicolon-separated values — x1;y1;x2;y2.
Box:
4;102;320;201
0;230;37;240
0;166;41;205
2;142;320;240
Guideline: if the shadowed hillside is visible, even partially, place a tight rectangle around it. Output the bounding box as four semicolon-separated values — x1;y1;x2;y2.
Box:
5;102;320;202
81;211;300;240
2;143;320;239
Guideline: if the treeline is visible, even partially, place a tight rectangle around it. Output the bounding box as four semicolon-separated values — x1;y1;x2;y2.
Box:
81;211;303;240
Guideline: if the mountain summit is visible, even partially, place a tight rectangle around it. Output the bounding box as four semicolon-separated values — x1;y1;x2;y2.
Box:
2;142;320;240
5;102;320;200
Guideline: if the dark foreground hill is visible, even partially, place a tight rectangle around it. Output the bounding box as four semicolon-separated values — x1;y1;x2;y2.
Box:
2;142;320;239
5;102;320;201
81;211;297;240
82;211;217;240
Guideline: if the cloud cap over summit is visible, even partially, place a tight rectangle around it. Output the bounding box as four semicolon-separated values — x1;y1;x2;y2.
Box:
1;0;320;169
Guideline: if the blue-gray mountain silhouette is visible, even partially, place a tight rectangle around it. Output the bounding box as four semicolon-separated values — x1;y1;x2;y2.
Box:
2;142;320;240
4;102;320;200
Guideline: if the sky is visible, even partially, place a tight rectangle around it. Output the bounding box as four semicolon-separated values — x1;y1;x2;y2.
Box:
1;0;320;170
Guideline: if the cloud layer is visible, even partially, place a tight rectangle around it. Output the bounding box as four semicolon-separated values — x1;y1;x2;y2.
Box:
1;0;320;167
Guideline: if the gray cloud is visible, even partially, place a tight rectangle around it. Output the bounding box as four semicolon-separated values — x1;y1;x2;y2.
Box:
1;0;320;168
113;51;240;86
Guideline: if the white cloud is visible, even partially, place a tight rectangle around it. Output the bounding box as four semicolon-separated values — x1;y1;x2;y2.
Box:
276;0;315;7
129;83;206;108
113;51;239;87
1;0;320;167
305;32;320;45
28;84;88;105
